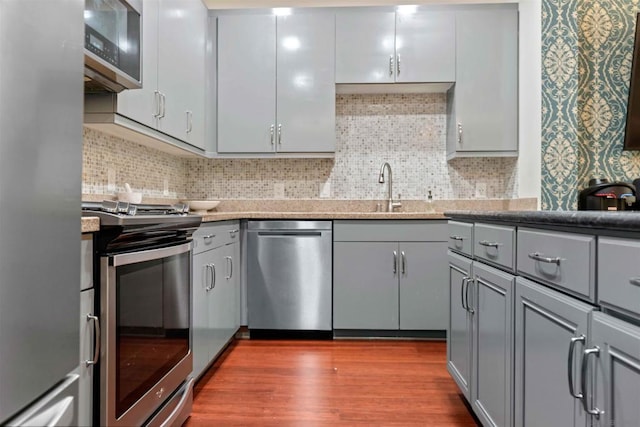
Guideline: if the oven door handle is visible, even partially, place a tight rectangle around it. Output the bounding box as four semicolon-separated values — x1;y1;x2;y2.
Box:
110;242;192;267
159;377;195;427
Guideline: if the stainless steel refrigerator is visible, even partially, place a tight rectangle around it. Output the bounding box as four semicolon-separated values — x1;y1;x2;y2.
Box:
0;0;84;425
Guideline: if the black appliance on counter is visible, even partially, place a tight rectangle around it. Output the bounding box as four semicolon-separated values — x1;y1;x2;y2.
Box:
578;178;637;211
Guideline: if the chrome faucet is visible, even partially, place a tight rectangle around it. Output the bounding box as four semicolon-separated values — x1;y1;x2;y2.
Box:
378;162;402;212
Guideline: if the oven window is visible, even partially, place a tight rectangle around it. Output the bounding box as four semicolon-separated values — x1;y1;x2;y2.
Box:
115;251;190;418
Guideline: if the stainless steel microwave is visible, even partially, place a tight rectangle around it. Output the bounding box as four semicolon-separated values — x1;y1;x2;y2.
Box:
84;0;142;93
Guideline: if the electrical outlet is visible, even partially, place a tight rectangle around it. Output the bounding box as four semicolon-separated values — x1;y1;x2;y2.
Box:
107;168;116;192
475;182;487;199
320;182;331;198
163;178;170;196
274;183;285;199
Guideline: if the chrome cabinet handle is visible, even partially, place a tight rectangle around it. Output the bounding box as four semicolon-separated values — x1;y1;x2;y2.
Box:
581;346;603;418
401;251;406;275
479;240;502;248
211;263;216;289
158;92;166;118
186;111;193;133
85;314;101;367
465;279;475;314
229;229;239;236
460;277;469;310
629;277;640;287
457;123;463;144
277;124;282;145
270;124;275;145
229;256;233;279
393;251;397;274
450;235;465;241
567;335;585;400
396;54;401;75
153;90;161;117
203;234;215;241
528;252;562;265
225;256;232;280
389;55;394;76
204;264;213;291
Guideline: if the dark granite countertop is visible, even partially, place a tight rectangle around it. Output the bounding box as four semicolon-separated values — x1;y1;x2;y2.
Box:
445;210;640;232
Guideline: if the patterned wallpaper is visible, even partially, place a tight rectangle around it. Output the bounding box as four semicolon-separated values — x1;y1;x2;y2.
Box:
542;0;640;210
83;94;518;201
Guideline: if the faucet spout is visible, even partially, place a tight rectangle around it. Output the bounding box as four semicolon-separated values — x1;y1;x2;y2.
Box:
378;162;401;212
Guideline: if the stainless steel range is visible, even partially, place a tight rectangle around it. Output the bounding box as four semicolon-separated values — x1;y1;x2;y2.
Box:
83;201;201;427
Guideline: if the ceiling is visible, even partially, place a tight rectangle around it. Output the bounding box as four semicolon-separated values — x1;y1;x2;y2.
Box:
202;0;516;9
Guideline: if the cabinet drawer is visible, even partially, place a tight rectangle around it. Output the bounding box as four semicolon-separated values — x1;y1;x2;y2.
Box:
333;220;447;242
193;221;240;254
448;221;473;256
81;234;93;291
473;223;515;271
598;237;640;318
517;228;595;301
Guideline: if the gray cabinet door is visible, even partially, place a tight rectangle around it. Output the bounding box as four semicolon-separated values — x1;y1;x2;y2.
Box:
335;11;396;84
590;312;640;427
447;251;473;400
447;6;518;157
399;242;448;330
191;249;214;379
471;262;514;427
217;14;276;153
158;0;206;145
276;13;335;153
79;289;95;427
208;246;231;359
514;277;591;427
117;0;159;130
395;11;455;83
218;242;240;348
333;242;399;330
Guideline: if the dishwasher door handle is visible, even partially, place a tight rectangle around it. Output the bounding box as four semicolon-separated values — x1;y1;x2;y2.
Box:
256;231;322;237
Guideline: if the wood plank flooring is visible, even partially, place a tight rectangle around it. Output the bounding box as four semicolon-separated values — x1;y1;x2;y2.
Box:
186;339;479;426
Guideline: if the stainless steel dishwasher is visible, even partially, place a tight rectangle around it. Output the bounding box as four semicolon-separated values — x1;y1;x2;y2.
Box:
247;220;332;333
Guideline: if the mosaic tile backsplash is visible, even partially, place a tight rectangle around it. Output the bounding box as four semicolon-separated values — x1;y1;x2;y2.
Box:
83;94;518;200
82;127;189;198
542;0;640;210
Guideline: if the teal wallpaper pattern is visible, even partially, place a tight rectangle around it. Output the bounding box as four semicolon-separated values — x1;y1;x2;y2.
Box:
542;0;640;210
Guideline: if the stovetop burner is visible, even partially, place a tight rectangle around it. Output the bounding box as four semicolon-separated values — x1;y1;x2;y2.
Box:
82;200;202;253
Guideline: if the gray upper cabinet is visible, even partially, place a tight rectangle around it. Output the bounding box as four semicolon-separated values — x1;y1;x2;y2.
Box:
590;312;640;427
446;5;518;159
514;277;591;427
335;10;455;84
217;13;335;155
118;0;207;149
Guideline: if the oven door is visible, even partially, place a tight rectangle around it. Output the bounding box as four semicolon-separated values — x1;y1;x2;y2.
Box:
100;242;192;427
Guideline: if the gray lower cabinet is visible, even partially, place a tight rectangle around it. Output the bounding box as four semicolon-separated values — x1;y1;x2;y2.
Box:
471;261;514;427
79;289;95;427
447;251;473;400
589;312;640;427
333;221;448;331
514;277;592;427
446;4;518;159
192;223;240;379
